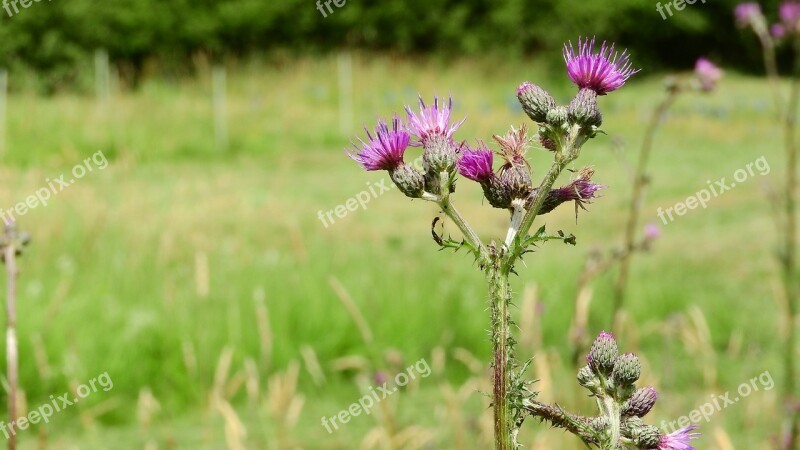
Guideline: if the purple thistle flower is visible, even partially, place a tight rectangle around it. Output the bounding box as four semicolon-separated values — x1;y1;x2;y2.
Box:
347;116;410;171
658;425;700;450
734;2;762;26
773;22;788;38
644;223;662;240
780;1;800;33
563;37;639;95
404;96;466;147
694;58;723;92
458;145;494;182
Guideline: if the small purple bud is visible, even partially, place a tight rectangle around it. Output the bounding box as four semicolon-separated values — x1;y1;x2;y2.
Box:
694;58;723;92
644;223;661;240
622;386;659;417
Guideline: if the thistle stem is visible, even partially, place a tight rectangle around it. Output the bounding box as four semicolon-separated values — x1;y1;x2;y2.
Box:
3;224;19;450
505;124;583;269
782;37;800;450
612;87;679;329
489;266;513;450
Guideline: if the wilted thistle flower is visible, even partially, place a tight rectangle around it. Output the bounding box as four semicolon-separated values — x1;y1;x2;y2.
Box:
535;167;605;215
694;58;723;92
563;37;639;95
494;125;533;200
657;425;700;450
348;116;410;171
517;82;556;123
622;386;659;417
735;2;763;26
405;96;465;174
586;331;618;375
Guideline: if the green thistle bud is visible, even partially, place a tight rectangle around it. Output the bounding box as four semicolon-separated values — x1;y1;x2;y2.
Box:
577;365;599;390
390;163;425;198
568;88;602;128
633;425;662;448
613;352;641;387
517;82;556;123
546;106;569;128
481;176;512;209
622;387;658;417
422;135;457;174
587;331;618;376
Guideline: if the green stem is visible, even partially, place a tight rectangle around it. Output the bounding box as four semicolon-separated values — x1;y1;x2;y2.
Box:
490;266;513;450
505;124;584;269
612;87;679;329
783;37;800;450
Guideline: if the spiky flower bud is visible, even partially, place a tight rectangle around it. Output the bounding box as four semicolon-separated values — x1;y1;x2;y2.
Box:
422;135;458;174
622;386;658;417
546;106;568;128
588;417;609;434
577;365;600;390
481;177;512;209
568;88;602;128
613;352;641;387
632;425;662;448
390;163;425;198
587;331;618;376
517;82;556;123
499;165;532;200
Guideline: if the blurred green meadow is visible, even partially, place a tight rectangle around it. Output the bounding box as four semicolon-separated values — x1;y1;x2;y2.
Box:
0;54;788;449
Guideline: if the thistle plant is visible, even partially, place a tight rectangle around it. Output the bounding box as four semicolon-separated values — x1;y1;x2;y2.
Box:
736;3;800;448
347;37;694;449
528;332;700;450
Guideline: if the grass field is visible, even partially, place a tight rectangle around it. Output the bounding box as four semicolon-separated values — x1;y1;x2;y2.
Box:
0;53;791;449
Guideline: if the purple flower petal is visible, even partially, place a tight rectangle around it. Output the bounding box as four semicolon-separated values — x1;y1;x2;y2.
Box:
563;37;639;95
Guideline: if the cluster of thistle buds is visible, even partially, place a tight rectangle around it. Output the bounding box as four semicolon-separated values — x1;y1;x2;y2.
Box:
531;332;699;450
735;1;800;40
345;37;643;226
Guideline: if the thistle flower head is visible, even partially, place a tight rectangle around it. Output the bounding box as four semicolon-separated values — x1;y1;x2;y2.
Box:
348;116;410;171
694;58;723;92
658;425;700;450
563;37;639;95
735;2;762;26
404;96;465;147
773;23;788;38
780;1;800;31
644;223;662;240
458;144;494;182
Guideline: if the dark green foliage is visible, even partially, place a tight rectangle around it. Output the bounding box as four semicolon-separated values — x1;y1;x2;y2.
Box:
0;0;785;89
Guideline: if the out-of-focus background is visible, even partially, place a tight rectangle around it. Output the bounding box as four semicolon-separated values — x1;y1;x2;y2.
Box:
0;0;792;448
